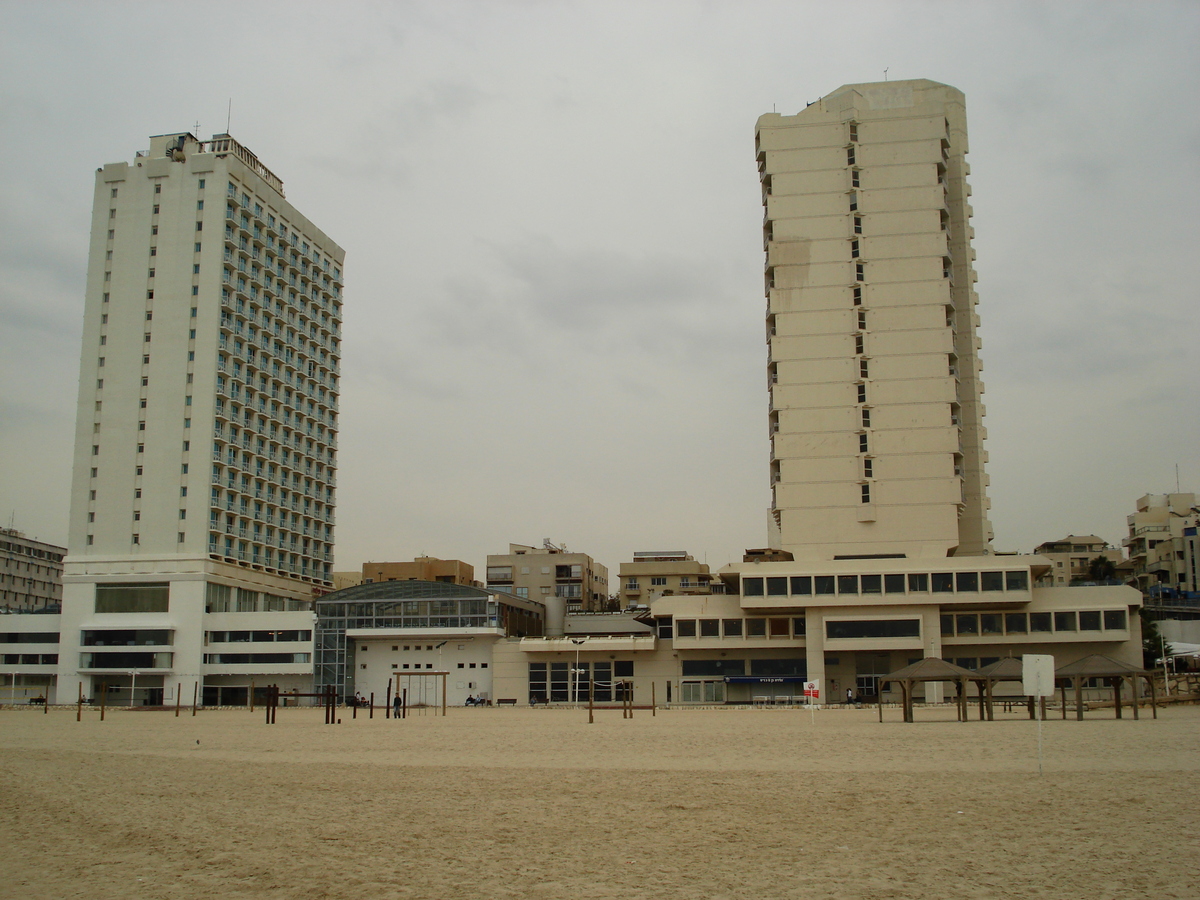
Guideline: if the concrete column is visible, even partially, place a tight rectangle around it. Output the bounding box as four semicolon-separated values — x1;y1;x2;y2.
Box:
922;606;944;703
805;608;825;702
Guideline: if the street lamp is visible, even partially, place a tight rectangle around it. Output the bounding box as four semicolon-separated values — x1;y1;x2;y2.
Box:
570;638;586;704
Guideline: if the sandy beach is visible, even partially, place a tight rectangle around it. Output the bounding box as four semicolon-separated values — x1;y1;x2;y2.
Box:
1;703;1197;900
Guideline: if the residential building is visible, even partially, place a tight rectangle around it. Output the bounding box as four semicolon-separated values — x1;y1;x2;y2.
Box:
0;529;65;613
1033;535;1122;586
485;541;610;622
618;551;715;607
54;131;342;706
1124;493;1199;597
361;557;476;586
758;79;991;560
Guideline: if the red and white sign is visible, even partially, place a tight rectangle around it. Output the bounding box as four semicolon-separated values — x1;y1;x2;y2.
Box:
803;680;821;700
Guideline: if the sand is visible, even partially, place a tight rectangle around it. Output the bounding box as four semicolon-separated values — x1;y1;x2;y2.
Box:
1;703;1197;900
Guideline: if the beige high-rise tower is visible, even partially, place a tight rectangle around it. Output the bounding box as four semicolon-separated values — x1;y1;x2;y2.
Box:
757;79;992;560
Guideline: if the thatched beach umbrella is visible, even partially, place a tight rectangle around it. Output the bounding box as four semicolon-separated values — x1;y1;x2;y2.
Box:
878;658;975;723
1054;655;1157;721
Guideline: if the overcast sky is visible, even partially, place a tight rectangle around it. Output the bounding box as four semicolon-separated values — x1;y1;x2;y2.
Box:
1;1;1196;577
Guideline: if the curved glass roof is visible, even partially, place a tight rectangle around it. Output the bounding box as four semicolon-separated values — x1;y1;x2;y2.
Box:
316;579;541;609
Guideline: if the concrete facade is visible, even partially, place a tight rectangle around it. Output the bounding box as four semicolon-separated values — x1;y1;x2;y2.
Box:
618;551;715;607
756;80;992;560
0;529;65;613
1033;534;1121;586
54;132;340;706
1124;494;1198;595
486;541;610;619
362;557;476;586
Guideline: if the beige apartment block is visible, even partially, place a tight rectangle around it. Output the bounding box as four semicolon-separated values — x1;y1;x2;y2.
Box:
618;551;715;607
486;541;610;623
0;529;65;613
757;79;992;560
54;132;342;706
1123;493;1199;595
1033;534;1122;586
362;557;476;586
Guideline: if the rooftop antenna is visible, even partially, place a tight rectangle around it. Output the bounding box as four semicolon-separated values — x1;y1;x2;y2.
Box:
1176;463;1181;493
884;67;889;81
193;120;200;136
226;98;232;135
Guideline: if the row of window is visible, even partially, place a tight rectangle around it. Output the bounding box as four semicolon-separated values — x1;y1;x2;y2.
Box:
528;661;634;702
207;630;312;643
204;653;310;664
942;609;1126;637
2;654;57;665
742;570;1030;598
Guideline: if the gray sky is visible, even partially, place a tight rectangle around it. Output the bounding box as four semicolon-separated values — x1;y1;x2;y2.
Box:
1;1;1196;576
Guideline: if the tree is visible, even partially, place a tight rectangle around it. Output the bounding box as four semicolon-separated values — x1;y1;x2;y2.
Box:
1139;606;1170;669
1088;555;1116;583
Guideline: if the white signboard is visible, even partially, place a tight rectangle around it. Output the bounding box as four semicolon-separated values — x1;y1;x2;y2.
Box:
803;680;821;701
1022;654;1055;697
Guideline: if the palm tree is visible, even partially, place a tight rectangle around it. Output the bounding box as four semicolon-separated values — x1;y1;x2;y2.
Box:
1088;555;1116;583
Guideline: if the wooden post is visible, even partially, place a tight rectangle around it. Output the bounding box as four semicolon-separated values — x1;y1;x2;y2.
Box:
1131;674;1140;721
1060;684;1067;720
175;682;181;717
1074;676;1084;721
250;680;255;713
985;678;995;722
1027;695;1035;720
99;682;107;721
402;688;407;720
1149;676;1158;719
878;683;884;723
1039;696;1046;721
976;681;985;721
369;692;374;719
1113;677;1122;719
44;685;48;713
77;681;83;722
442;673;447;717
385;680;392;719
588;676;594;724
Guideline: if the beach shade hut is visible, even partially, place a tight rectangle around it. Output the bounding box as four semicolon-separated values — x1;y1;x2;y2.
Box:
1054;655;1157;721
877;658;975;723
970;657;1033;721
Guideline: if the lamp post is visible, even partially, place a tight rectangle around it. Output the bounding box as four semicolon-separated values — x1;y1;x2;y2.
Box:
570;638;586;705
129;670;138;709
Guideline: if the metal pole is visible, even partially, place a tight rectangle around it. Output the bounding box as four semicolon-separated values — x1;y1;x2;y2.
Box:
100;682;107;721
129;670;137;710
652;682;656;717
78;681;83;722
192;680;198;716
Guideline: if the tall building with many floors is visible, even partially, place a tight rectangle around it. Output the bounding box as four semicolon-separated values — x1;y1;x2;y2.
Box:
757;79;991;560
57;132;343;706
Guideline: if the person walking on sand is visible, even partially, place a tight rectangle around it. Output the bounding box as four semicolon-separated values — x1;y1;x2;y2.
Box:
393;693;402;718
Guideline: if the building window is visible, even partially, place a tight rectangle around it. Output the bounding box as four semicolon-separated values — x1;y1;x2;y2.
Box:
857;383;867;403
859;359;869;378
851;240;859;258
853;286;862;305
131;534;140;544
859;433;868;453
860;484;871;503
851;169;860;188
650;576;667;586
855;335;864;354
855;263;865;282
863;458;873;478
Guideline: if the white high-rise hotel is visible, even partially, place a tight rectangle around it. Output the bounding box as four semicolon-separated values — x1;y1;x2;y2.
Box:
759;79;992;560
58;133;342;706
